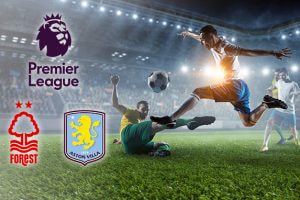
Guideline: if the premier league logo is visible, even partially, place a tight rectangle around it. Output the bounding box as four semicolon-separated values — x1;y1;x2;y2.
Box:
64;110;106;166
36;14;71;57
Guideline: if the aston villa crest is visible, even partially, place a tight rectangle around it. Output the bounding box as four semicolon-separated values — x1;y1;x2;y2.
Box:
64;110;106;166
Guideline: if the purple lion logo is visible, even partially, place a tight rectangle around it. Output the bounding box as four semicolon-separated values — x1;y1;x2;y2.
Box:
36;14;71;57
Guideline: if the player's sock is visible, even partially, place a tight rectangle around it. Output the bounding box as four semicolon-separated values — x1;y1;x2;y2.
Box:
164;117;216;130
274;125;285;141
263;124;272;147
164;118;191;129
151;115;174;125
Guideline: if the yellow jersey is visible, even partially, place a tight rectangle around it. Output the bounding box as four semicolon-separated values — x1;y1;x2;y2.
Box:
272;79;278;98
120;108;141;134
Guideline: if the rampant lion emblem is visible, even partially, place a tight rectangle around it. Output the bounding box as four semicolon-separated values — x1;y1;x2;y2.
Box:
36;14;71;57
70;115;100;150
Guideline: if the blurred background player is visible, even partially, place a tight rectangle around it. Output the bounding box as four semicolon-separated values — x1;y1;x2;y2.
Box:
151;25;290;128
266;68;287;144
261;68;300;151
111;75;216;155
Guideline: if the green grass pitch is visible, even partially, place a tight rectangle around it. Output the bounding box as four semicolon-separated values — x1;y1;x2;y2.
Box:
0;130;299;199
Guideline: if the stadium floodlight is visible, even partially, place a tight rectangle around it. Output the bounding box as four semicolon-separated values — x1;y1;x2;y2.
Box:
122;53;127;56
20;38;27;44
188;28;193;32
149;18;153;23
116;10;122;16
295;30;300;35
222;35;226;39
262;68;270;76
162;21;167;26
176;25;181;29
231;37;236;42
281;34;286;40
60;0;67;2
99;6;106;12
291;65;299;72
81;1;88;8
0;35;6;41
132;14;138;20
181;65;189;73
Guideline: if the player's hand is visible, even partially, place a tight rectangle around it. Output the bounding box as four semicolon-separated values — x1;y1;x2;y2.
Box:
178;31;190;39
273;48;292;60
110;74;120;85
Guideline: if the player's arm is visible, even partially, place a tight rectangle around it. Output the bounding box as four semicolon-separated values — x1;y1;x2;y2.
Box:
266;85;276;95
290;83;300;96
111;75;127;114
178;31;202;43
238;48;292;60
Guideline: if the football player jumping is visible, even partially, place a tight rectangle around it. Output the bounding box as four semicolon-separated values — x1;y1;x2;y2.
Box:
151;25;291;128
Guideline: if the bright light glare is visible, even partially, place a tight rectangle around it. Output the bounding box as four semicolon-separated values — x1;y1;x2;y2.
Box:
181;66;189;73
81;1;88;7
99;6;106;12
291;65;299;72
116;10;122;16
240;68;250;78
132;14;138;20
204;67;224;78
262;68;270;76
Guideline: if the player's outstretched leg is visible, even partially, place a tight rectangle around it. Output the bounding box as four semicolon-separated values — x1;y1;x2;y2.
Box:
238;95;288;127
261;119;275;152
151;86;214;125
151;116;216;134
291;127;300;145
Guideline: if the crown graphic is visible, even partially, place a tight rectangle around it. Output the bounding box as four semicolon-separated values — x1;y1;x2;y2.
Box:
44;14;62;21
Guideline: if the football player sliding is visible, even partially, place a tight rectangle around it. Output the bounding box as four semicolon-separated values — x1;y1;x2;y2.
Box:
110;75;215;156
151;25;291;128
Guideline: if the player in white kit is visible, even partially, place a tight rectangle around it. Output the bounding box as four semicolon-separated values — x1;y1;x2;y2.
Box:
261;68;300;151
151;25;291;127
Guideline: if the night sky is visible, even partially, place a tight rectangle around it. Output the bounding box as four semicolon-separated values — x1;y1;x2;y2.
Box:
125;0;300;29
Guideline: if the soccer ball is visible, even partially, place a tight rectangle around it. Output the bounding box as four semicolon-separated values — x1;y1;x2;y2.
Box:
148;71;170;93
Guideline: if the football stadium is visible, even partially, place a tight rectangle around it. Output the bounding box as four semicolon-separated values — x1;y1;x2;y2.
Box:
0;0;300;199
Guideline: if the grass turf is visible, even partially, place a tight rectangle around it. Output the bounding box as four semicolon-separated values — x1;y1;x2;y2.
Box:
0;130;299;200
